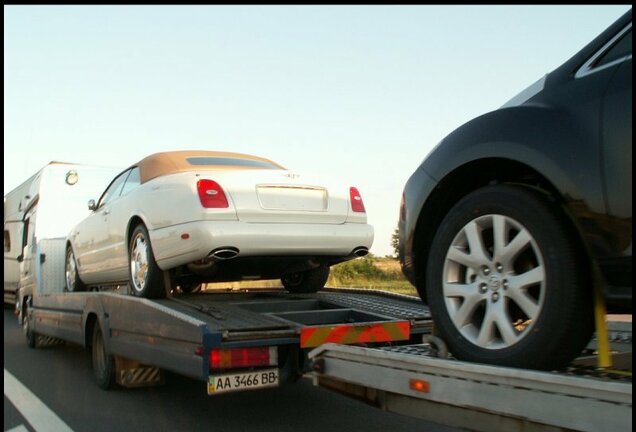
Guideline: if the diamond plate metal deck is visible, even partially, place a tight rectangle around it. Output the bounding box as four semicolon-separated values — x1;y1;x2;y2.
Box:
316;291;430;321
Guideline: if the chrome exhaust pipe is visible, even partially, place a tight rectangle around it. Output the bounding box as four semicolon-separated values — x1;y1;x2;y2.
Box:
209;247;240;261
352;247;369;257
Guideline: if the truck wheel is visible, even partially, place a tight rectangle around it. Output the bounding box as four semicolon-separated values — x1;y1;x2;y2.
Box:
92;323;116;390
282;265;330;294
65;247;86;292
128;224;166;299
425;184;594;371
22;299;37;349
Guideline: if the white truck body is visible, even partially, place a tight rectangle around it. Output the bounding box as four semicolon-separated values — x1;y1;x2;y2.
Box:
3;162;122;304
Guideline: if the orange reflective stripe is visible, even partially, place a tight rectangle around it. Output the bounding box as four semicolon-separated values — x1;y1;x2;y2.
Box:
300;321;410;348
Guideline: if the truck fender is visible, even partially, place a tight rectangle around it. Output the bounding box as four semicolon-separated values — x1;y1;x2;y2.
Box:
82;295;112;355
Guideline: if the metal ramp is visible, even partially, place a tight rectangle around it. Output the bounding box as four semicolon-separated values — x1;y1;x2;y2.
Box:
309;341;632;432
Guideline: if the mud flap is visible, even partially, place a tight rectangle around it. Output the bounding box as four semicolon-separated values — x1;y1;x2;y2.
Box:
36;335;65;348
115;357;164;388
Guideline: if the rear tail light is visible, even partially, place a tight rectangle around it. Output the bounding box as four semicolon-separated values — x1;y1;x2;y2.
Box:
350;187;366;213
197;180;229;208
205;347;278;370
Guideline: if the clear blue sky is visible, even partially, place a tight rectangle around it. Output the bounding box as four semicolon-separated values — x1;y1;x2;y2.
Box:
4;5;631;256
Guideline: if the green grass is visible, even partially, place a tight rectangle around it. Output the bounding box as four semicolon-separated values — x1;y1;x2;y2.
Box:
205;256;419;298
327;256;418;297
326;280;418;296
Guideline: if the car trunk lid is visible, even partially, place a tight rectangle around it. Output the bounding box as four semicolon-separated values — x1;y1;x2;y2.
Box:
205;170;350;224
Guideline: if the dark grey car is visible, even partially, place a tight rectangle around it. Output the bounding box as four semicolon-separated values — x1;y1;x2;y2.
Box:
400;10;631;370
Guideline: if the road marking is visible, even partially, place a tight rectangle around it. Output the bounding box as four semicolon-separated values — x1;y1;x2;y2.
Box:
4;369;74;432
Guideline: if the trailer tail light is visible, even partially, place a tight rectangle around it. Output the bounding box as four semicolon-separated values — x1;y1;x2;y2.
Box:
208;347;278;370
197;180;229;208
350;187;366;213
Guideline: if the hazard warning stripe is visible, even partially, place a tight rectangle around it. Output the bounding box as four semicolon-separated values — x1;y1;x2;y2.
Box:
300;321;410;348
119;367;161;387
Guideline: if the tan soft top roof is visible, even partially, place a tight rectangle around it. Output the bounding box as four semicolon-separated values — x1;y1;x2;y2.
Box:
134;151;285;184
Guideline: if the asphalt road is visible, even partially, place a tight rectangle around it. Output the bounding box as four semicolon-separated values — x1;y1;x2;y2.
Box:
3;308;460;432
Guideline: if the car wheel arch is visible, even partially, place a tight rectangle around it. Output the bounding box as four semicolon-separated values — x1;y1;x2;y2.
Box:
411;157;593;303
126;216;148;252
83;297;110;347
65;240;75;258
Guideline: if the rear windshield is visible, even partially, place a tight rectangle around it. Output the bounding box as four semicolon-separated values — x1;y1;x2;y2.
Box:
186;157;282;169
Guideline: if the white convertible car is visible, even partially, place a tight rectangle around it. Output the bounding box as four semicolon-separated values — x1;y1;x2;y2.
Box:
65;151;373;298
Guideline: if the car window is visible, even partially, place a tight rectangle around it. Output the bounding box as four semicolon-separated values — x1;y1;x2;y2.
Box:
595;28;632;68
120;167;141;197
576;24;632;78
185;157;282;170
97;170;130;208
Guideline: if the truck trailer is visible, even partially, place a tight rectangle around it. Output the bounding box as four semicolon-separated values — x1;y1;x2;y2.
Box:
20;286;431;394
309;322;632;432
8;163;431;395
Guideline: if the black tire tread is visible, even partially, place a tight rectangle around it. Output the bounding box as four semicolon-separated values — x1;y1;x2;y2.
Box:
282;265;330;294
92;323;117;390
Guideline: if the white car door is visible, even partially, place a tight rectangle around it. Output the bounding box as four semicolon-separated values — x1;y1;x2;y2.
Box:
74;170;129;283
104;167;142;282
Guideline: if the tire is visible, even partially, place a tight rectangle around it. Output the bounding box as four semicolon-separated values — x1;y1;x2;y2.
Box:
425;184;594;371
128;224;166;299
65;246;86;292
282;265;330;294
22;298;37;349
92;323;116;390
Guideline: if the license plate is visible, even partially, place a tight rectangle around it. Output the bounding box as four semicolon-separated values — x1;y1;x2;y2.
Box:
257;186;327;211
208;369;279;395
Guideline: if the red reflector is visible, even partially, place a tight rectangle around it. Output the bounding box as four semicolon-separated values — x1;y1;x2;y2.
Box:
181;233;190;240
197;180;229;208
350;187;366;213
409;379;430;393
209;347;276;370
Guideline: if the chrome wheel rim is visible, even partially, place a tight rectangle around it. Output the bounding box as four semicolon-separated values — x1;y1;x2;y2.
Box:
442;214;545;349
130;233;149;293
65;249;77;291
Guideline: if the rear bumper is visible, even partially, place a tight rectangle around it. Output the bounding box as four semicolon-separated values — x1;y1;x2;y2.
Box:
151;221;374;270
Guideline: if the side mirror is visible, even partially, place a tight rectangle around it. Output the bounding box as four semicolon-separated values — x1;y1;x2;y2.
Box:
17;254;23;263
88;199;97;211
